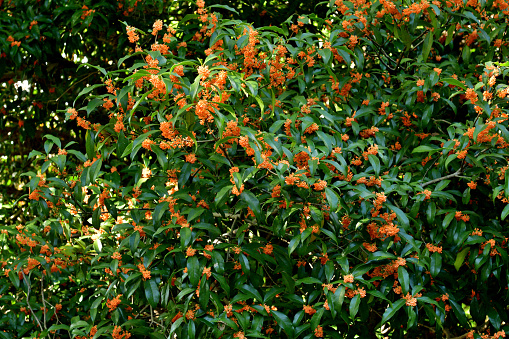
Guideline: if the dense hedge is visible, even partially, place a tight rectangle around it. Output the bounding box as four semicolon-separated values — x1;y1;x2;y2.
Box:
2;0;509;338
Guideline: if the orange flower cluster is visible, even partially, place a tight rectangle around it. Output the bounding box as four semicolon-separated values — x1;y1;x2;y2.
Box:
426;243;442;253
223;120;241;142
126;26;139;44
261;243;273;255
112;326;131;339
195;100;214;125
471;228;483;236
359;126;379;138
203;244;214;259
314;325;324;338
186;246;196;257
202;267;211;279
304;123;319;134
417;189;432;200
152;20;163;36
7;35;21;47
363;242;377;252
465;88;478;104
185;153;197;163
343;274;354;283
80;5;95;20
402;292;420;307
313;180;327;191
455;211;470;222
367;257;406;280
229;167;244;196
373;192;386;210
303;305;316;315
362;144;379;160
137;263;151;280
356;176;382;187
106;294;122;312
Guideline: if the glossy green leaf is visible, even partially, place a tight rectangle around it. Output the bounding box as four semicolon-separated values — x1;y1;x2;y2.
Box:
271;311;294;337
144;279;160;308
430;252;442;278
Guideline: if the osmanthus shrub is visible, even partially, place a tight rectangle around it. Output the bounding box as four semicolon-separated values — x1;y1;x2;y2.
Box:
2;0;509;338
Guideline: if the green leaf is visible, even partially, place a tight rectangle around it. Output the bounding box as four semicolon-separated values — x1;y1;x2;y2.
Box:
152;202;169;228
368;154;380;176
454;247;470;271
349;294;361;319
240;190;261;221
398;266;410;295
169;317;184;337
44;134;62;150
240;284;263;302
422;33;433;62
295;277;323;286
487;307;501;330
442;77;467;90
412;145;436;153
151;144;168;171
239;253;250;276
387;204;409;230
442;212;455;229
445;25;455;46
381;299;406;324
78;62;107;76
89;158;102;183
271;311;294;337
501;204;509;220
199;275;210;310
209;4;239;14
214;185;232;206
310;308;324;330
86;98;104;116
8;270;19;289
449;299;468;327
85;130;95;159
187;256;200;286
430;252;442;278
180;227;192;248
333;285;346;311
426;202;436;225
445;153;458;169
144;279;160;308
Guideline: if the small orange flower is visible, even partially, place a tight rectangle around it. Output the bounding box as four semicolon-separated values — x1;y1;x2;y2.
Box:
185;153;197;163
106;294;122;312
313;180;327;191
343;274;354;283
197;65;210;79
314;325;324;338
303;305;316;315
262;243;273;255
186;309;195;320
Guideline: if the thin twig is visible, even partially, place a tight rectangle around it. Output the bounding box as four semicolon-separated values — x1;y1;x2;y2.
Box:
421;169;462;188
134;304;150;319
21;272;44;332
41;274;47;329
